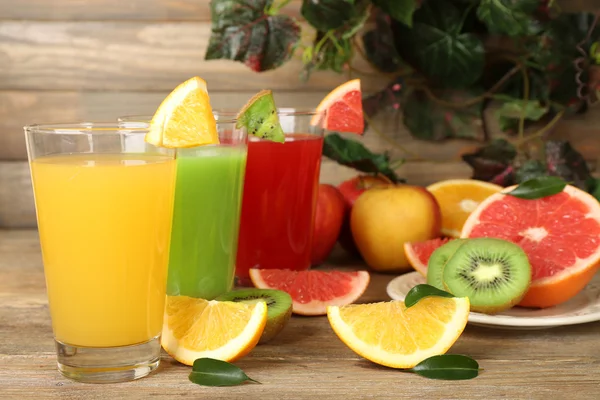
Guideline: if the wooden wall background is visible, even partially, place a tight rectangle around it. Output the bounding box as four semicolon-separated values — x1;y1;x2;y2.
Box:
0;0;599;229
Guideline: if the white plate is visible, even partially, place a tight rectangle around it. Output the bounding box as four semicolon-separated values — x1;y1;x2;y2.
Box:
386;271;600;329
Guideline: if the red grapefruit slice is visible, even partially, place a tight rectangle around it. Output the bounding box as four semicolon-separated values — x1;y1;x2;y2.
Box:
249;268;370;316
404;238;453;277
461;184;600;309
311;79;364;134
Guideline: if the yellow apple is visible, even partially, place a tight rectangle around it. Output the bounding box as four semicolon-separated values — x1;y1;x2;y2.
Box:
350;185;442;273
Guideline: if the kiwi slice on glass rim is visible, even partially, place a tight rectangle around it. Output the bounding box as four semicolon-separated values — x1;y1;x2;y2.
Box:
441;237;532;314
216;288;292;343
236;90;285;143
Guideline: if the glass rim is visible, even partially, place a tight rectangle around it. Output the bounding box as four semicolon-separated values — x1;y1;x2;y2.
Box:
24;122;153;135
118;108;321;122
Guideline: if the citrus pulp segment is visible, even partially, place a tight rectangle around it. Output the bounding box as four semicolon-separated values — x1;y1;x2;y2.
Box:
404;237;453;277
327;296;470;369
236;90;285;143
161;296;267;365
312;79;364;134
461;184;600;308
426;179;504;237
249;268;370;316
146;76;220;148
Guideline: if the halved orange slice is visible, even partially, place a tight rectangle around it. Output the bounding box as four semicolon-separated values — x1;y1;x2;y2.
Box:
312;79;364;134
145;76;219;148
327;296;470;369
161;296;267;366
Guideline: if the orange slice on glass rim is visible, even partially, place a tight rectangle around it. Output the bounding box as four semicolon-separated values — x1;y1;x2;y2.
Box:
145;76;219;148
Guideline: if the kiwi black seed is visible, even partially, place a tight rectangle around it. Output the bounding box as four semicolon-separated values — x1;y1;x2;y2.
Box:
441;237;532;314
216;288;293;343
426;239;468;290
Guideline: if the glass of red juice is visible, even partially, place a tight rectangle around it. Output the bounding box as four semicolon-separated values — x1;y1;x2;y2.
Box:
235;108;325;286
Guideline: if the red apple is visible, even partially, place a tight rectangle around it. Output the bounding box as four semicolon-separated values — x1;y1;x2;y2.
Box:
310;184;346;266
337;175;392;258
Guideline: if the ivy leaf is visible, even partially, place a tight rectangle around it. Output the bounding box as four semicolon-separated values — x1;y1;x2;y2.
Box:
206;0;300;72
408;355;480;380
545;140;593;191
495;99;549;134
362;10;404;73
322;133;403;183
506;176;568;199
404;284;455;308
188;358;260;387
476;0;542;37
401;88;485;141
301;0;364;32
462;139;517;186
362;77;404;120
515;160;547;184
372;0;418;27
393;0;485;88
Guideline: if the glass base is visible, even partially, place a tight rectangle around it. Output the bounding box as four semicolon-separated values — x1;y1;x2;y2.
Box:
55;337;161;383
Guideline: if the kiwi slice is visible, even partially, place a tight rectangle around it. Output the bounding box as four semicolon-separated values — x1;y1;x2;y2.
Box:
236;90;285;143
441;238;532;314
216;288;292;344
426;239;468;290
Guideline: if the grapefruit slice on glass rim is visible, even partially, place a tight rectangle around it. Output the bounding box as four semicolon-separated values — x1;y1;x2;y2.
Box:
404;238;453;277
311;79;364;134
461;184;600;309
249;268;370;316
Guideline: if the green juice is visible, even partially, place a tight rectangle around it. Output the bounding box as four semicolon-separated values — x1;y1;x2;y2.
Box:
167;145;247;300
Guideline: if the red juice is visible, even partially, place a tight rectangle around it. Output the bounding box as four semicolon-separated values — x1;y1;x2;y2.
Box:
236;133;324;285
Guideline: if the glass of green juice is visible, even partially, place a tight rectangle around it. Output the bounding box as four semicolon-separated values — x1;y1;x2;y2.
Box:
118;116;248;300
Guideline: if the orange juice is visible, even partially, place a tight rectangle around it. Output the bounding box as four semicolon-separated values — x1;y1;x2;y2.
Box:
30;153;176;348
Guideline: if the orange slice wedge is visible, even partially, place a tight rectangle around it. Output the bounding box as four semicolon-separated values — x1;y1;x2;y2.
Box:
161;296;267;366
312;79;364;134
145;76;219;148
327;296;470;369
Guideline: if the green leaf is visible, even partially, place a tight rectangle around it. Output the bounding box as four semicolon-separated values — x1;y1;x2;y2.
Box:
408;355;480;380
506;176;568;199
401;88;485;141
301;0;364;32
393;0;485;88
476;0;541;37
372;0;417;27
515;160;547;184
322;133;402;183
188;358;260;387
495;99;549;134
404;284;455;308
589;178;600;202
206;0;300;72
362;10;404;73
302;33;354;80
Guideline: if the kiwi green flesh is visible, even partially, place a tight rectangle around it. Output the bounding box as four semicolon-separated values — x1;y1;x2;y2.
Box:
442;238;532;314
236;92;285;143
215;288;292;343
426;239;468;290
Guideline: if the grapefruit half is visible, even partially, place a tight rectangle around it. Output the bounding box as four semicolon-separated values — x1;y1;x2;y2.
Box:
311;79;364;134
461;184;600;308
249;268;370;316
403;238;453;277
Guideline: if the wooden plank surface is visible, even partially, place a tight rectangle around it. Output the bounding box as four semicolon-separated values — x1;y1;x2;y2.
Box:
0;0;303;21
1;229;599;399
0;21;386;92
0;0;594;21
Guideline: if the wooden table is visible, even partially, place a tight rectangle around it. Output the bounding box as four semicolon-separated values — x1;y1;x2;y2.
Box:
1;229;599;399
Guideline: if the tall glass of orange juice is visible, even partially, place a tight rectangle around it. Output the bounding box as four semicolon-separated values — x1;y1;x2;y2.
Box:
24;123;176;383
